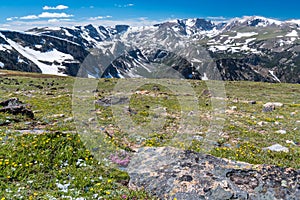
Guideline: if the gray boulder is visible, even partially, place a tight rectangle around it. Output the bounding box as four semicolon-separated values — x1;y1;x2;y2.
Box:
126;147;300;200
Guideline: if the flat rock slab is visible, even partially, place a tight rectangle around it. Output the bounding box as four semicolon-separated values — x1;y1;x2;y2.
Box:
126;147;300;200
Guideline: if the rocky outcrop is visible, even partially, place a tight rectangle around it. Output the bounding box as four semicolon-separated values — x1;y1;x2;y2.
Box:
0;98;34;118
126;147;300;200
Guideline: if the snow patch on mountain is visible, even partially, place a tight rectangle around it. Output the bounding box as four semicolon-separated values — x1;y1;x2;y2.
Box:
63;29;74;37
287;20;300;25
245;38;257;43
269;70;281;82
22;47;74;63
202;73;209;80
209;45;230;52
0;44;12;51
0;61;4;68
240;16;282;26
186;19;196;27
286;30;298;37
0;33;70;75
231;32;258;39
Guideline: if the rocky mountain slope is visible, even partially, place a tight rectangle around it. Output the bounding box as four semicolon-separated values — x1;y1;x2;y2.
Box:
0;16;300;82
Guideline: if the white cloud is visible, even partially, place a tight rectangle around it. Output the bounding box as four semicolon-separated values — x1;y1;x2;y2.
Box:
2;17;162;31
6;17;19;21
48;19;59;23
19;12;73;20
138;17;148;21
20;15;39;20
39;12;73;18
48;18;72;23
114;3;134;8
89;16;112;21
43;5;69;10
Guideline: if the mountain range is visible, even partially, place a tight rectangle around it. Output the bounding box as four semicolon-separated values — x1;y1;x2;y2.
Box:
0;16;300;83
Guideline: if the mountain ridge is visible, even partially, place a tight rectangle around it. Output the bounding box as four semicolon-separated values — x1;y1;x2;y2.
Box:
0;16;300;83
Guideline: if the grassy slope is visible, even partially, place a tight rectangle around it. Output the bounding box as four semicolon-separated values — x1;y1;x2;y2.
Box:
0;70;300;199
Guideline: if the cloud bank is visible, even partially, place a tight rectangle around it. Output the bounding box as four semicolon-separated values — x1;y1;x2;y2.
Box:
19;12;73;20
43;5;69;10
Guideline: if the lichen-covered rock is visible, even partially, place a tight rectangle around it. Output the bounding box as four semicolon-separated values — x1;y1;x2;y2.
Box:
126;147;300;200
263;102;284;112
263;144;289;153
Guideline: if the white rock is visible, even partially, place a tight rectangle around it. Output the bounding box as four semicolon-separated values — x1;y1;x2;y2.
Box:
64;117;74;122
276;130;287;134
51;114;65;118
286;140;296;146
230;106;237;111
264;102;284;107
88;117;96;122
258;121;268;126
263;144;289;153
290;112;296;116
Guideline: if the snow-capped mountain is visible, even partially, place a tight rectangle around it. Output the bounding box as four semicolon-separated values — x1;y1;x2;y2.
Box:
0;16;300;83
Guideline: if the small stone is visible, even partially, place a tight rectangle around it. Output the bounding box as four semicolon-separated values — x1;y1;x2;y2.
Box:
193;136;203;141
224;143;232;148
263;144;289;153
290;112;297;117
88;117;95;122
33;110;42;114
51;114;65;118
64;117;74;122
286;140;296;146
230;106;237;111
258;121;268;126
276;130;287;134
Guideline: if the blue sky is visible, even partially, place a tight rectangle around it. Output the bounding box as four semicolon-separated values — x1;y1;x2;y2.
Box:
1;0;300;30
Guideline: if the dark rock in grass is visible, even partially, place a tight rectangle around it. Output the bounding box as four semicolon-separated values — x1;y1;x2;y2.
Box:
0;98;34;118
0;97;19;107
0;120;10;126
201;89;212;97
263;104;275;112
95;96;129;107
127;147;300;200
